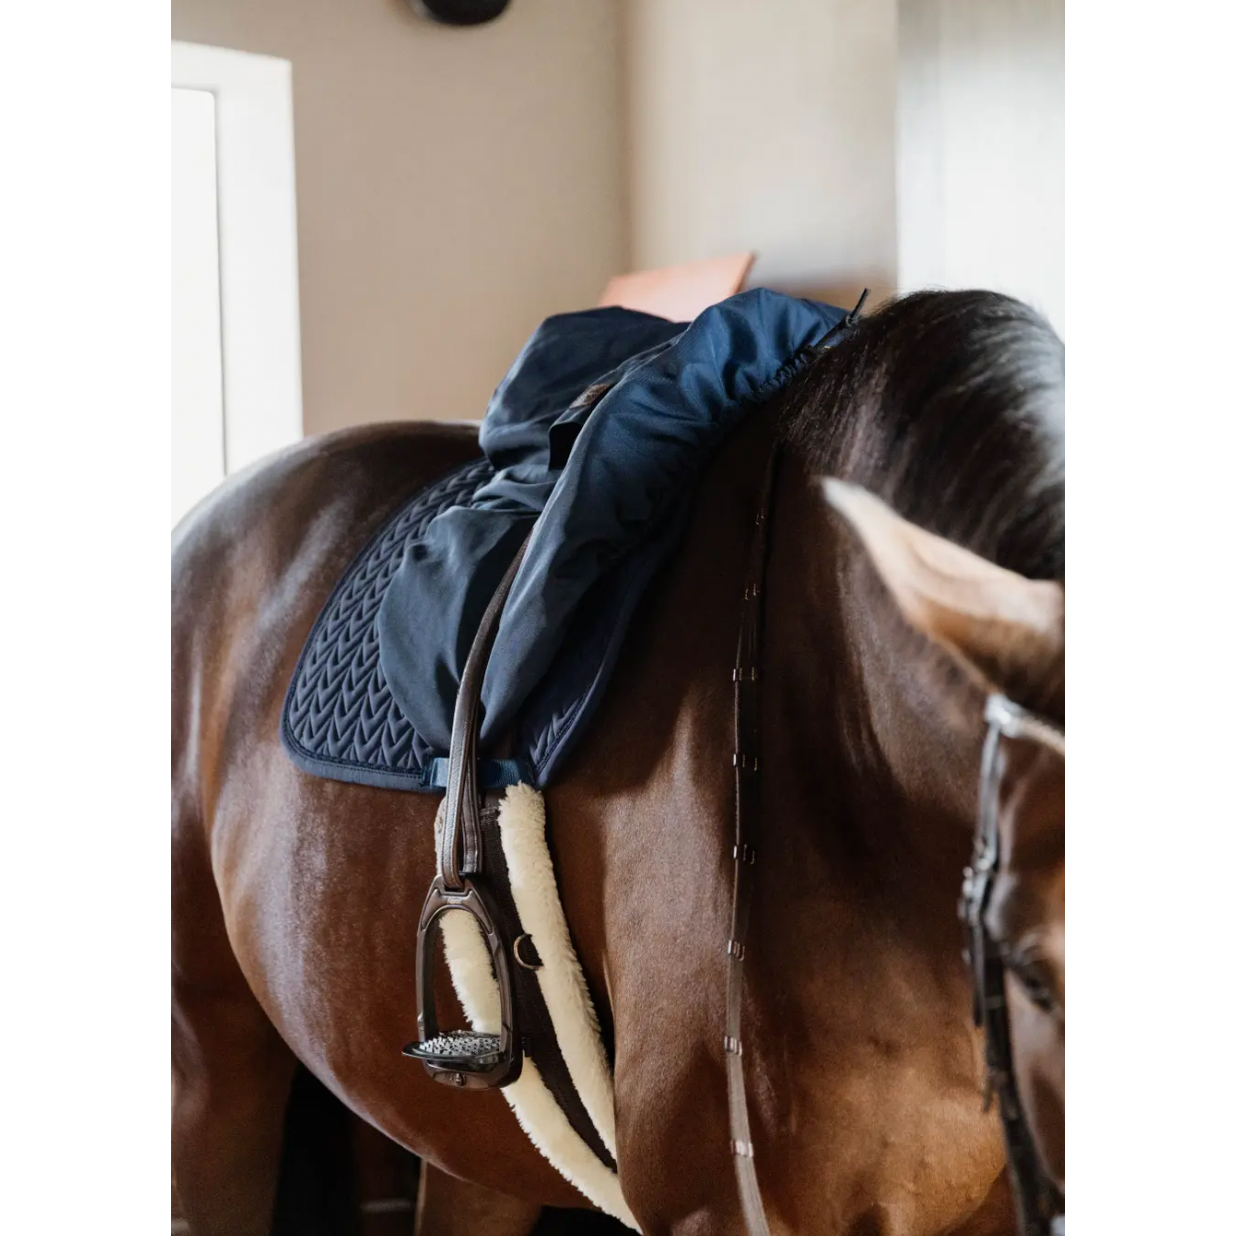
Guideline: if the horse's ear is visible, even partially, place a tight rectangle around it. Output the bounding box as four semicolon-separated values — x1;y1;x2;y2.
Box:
821;478;1063;688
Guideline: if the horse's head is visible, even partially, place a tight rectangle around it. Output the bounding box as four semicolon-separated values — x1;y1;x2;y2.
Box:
824;477;1065;1196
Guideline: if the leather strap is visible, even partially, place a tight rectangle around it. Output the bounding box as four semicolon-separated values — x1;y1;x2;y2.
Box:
963;699;1066;1236
440;537;530;890
725;446;781;1236
724;296;865;1233
430;532;616;1163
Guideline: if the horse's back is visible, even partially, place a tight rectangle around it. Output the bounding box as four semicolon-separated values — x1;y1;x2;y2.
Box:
171;420;480;781
171;420;480;618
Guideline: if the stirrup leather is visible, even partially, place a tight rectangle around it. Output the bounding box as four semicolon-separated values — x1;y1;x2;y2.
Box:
404;536;530;1089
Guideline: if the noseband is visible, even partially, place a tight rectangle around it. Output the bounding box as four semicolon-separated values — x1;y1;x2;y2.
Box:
960;694;1065;1236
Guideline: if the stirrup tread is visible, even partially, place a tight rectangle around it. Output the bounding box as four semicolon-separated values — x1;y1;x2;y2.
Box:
404;1030;503;1065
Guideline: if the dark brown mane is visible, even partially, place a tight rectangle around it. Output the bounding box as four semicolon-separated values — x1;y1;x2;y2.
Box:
779;289;1065;584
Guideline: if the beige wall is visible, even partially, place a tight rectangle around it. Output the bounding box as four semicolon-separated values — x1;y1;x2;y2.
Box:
171;1;1062;435
171;0;625;434
897;0;1065;333
623;0;899;309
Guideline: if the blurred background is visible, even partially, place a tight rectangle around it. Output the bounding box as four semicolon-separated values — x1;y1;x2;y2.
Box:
171;0;1062;524
170;1;1062;1227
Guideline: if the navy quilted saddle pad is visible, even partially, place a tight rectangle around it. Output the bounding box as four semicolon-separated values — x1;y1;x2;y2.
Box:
280;458;510;792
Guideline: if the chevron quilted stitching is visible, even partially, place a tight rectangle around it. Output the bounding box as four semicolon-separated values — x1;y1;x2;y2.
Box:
283;457;492;780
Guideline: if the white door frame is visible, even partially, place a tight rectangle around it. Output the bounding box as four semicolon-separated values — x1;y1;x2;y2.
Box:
171;41;303;474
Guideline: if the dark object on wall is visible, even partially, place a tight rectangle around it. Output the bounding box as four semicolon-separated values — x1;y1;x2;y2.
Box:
409;0;511;26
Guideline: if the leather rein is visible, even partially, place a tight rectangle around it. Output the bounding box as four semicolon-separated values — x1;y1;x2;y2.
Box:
726;465;1065;1236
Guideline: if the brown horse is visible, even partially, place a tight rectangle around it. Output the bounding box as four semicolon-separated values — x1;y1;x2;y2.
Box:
171;290;1064;1235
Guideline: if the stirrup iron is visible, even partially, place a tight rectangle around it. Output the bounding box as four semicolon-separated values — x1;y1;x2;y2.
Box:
403;873;521;1088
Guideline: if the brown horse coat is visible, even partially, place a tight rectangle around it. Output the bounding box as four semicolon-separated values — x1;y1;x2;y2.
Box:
172;291;1063;1236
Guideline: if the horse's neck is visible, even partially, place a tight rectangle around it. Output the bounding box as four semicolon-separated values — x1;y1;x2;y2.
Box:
558;426;985;1021
552;433;998;1211
741;448;992;1151
762;451;985;869
734;453;1003;1225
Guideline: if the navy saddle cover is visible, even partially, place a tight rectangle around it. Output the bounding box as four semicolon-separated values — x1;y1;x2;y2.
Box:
281;289;852;793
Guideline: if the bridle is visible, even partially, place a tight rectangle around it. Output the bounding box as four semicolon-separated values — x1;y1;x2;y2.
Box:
959;694;1065;1236
725;461;1066;1236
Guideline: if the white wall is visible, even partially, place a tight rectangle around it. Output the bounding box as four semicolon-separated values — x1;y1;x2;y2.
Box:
623;0;899;308
170;0;626;435
171;87;226;526
897;0;1064;333
172;44;304;481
